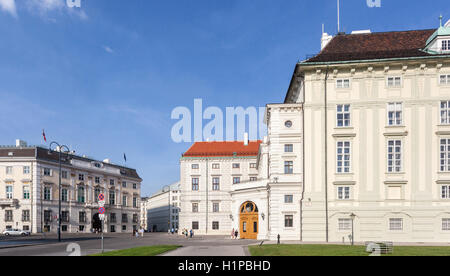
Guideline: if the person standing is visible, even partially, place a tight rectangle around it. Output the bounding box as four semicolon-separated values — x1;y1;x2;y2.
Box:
231;228;235;239
234;229;238;240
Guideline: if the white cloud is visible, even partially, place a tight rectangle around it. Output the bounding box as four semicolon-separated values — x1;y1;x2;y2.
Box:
0;0;17;17
103;46;114;54
25;0;88;21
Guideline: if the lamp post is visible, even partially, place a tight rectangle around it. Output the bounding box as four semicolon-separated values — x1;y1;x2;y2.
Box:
350;213;356;246
48;142;71;243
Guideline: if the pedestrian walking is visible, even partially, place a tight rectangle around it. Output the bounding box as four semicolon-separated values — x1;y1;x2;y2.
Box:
234;229;238;239
231;228;235;239
189;229;193;238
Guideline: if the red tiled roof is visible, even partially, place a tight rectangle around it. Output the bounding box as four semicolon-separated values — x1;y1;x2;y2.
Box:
306;29;446;63
182;141;262;158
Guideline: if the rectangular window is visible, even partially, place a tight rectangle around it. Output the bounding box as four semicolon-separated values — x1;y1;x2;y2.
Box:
285;195;293;203
44;210;52;223
233;177;241;184
6;186;13;199
77;186;85;203
212;177;220;191
389;218;403;231
443;219;450;231
133;183;137;189
440;75;450;85
23;186;30;200
123;196;128;207
43;168;51;176
192;164;199;169
61;211;70;223
78;174;84;181
133;197;138;208
337;187;351;200
284;161;294;174
61;189;68;202
387;76;402;87
109;190;116;205
122;181;127;188
44;187;51;201
338;218;352;231
285;144;294;153
110;179;115;186
78;212;86;223
232;163;240;169
387;103;403;126
5;210;13;222
337;104;351;127
22;210;30;222
61;171;68;179
441;101;450;125
6;166;13;174
443;40;450;51
285;215;293;228
110;213;117;223
212;163;220;169
387;140;402;173
250;163;257;169
122;214;128;223
337;141;351;173
94;177;100;184
192;203;199;213
23;166;30;174
213;203;219;213
440;139;450;172
192;178;199;191
250;177;257;182
336;79;350;89
441;185;450;199
192;221;199;230
212;221;219;230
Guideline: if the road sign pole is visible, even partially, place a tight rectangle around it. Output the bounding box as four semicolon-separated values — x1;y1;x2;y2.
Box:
101;219;104;254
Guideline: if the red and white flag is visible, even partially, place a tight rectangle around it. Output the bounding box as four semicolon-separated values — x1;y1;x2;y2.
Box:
42;129;47;142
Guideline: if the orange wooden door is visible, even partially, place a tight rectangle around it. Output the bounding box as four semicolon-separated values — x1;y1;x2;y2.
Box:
239;202;259;240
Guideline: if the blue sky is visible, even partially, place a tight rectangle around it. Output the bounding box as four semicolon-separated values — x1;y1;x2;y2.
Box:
0;0;449;196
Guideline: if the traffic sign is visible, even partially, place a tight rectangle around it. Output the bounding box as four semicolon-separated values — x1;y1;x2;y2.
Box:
99;207;105;215
98;193;105;202
98;201;105;207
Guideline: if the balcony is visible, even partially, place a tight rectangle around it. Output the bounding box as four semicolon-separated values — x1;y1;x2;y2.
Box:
0;199;19;207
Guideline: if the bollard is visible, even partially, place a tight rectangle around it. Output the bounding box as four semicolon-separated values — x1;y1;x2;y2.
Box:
277;234;280;245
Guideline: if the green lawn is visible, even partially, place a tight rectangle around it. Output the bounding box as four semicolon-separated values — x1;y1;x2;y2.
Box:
249;244;450;256
90;245;181;256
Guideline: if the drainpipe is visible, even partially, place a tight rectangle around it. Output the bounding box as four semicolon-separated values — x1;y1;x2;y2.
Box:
324;66;330;243
299;74;305;241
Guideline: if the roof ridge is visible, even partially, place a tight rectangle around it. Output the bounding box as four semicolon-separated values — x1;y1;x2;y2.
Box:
342;28;436;36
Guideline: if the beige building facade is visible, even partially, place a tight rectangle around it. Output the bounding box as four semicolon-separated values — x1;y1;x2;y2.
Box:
145;182;180;232
0;141;142;234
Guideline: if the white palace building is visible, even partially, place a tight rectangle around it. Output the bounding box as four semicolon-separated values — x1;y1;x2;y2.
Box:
179;19;450;243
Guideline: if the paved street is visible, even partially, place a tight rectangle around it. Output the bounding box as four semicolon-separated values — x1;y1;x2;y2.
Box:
0;233;255;256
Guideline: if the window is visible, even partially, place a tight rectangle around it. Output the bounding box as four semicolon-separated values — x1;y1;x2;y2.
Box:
336;79;350;89
441;101;450;125
133;197;138;208
23;186;30;200
122;225;127;231
133;214;139;223
23;166;30;174
6;186;13;199
77;186;85;203
337;141;351;173
78;174;84;181
78;212;86;223
192;178;199;191
212;221;219;230
5;210;13;222
192;221;199;230
250;163;257;169
285;120;293;128
133;183;137;189
337;105;351;127
285;215;293;228
250;177;257;182
387;76;402;87
285;144;294;153
285;195;293;204
212;163;220;169
61;171;68;179
94;188;101;202
22;210;30;222
192;203;199;213
284;161;294;174
95;177;101;184
61;211;69;223
387;103;403;126
61;189;68;202
212;177;220;191
62;225;68;232
43;168;51;176
44;187;51;201
232;163;240;169
110;179;115;186
387;140;402;173
443;219;450;231
44;210;52;223
213;203;219;213
441;185;450;199
122;181;127;188
123;196;128;207
389;218;403;231
122;214;128;223
110;213;117;223
337;187;351;200
110;225;116;232
192;164;199;170
338;218;352;231
440;75;450;85
109;190;116;205
440;139;450;171
5;166;12;174
233;177;241;184
23;226;30;231
443;40;450;51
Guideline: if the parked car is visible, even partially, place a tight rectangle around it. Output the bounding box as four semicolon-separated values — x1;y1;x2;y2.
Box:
2;229;31;236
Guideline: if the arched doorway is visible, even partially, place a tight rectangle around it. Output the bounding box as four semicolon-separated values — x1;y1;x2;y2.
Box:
239;201;259;240
92;213;102;233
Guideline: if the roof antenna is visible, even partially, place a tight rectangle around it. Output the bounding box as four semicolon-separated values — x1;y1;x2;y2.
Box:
337;0;340;33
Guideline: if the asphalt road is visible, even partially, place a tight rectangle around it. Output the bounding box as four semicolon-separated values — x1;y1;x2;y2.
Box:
0;233;255;256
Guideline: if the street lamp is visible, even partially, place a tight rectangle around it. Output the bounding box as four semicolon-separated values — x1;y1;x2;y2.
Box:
48;142;71;243
350;213;356;246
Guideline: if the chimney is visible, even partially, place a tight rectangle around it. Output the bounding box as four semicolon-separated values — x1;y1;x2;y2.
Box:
321;32;333;50
15;139;27;148
103;159;111;164
244;133;249;146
